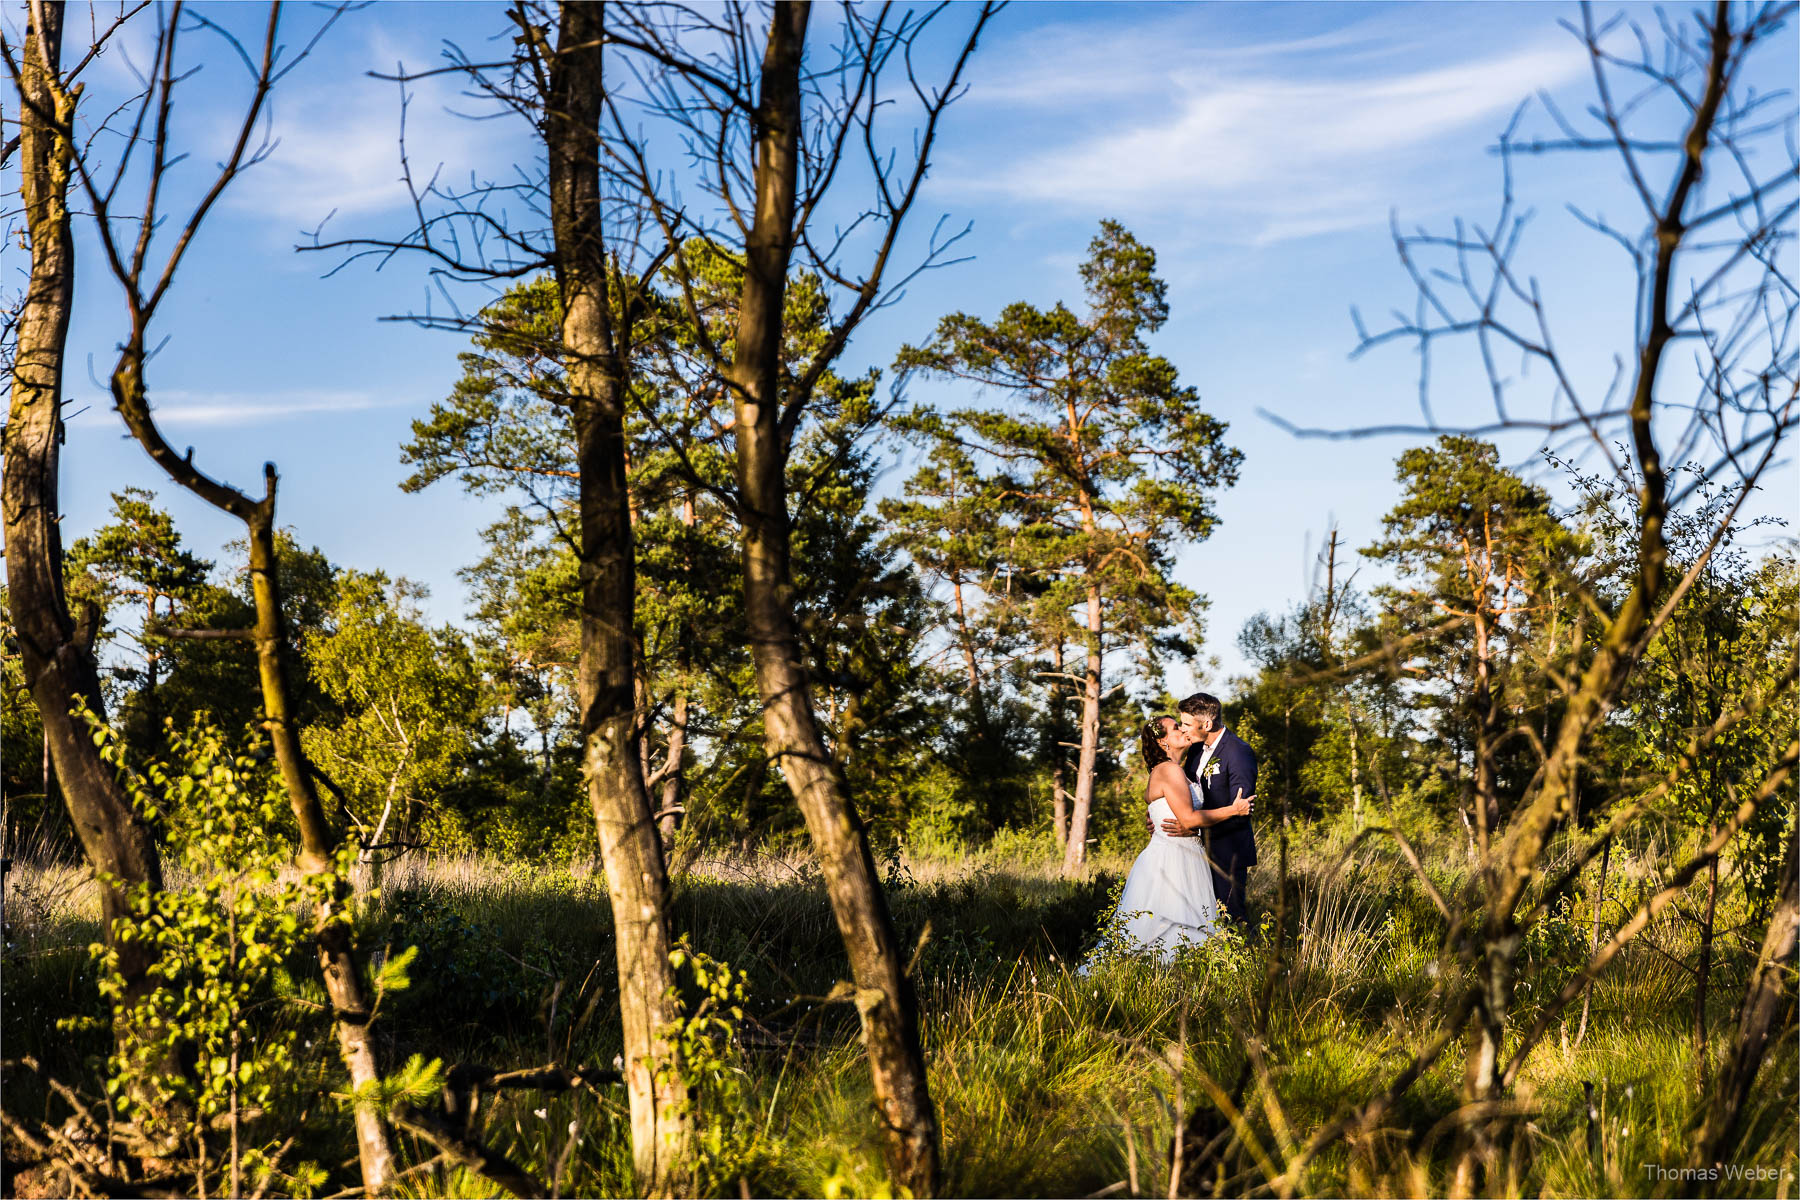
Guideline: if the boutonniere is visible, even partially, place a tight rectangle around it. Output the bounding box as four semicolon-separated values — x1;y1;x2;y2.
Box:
1203;761;1222;779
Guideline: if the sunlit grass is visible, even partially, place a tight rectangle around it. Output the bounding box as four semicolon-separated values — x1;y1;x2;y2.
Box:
2;817;1792;1197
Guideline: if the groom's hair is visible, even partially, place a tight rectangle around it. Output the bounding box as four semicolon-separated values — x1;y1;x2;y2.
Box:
1179;692;1223;732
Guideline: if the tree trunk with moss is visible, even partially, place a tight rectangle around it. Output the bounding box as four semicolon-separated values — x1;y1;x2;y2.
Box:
2;0;164;1027
109;339;398;1190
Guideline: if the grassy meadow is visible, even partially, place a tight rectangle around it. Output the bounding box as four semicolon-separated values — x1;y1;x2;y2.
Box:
2;811;1794;1199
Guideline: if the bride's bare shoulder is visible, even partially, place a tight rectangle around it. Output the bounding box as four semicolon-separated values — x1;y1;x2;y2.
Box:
1146;760;1186;792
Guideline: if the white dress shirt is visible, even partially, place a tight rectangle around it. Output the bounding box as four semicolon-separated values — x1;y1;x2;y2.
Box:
1191;736;1219;795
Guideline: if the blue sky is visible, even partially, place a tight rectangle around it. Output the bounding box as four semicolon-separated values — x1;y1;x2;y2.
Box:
28;0;1798;689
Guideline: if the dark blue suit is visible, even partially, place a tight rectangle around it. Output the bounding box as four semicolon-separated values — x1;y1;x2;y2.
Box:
1184;728;1257;927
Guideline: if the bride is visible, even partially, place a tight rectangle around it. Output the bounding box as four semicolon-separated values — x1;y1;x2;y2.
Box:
1102;716;1254;962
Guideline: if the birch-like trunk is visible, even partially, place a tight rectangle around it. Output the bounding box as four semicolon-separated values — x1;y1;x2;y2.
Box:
1060;581;1104;877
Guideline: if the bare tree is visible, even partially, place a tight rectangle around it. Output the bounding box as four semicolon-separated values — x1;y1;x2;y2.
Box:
1258;2;1798;1192
303;3;698;1186
598;3;998;1191
541;4;692;1185
3;3;403;1188
1;0;163;1045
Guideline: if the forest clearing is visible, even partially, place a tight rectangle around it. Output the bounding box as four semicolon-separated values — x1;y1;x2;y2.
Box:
2;1;1795;1197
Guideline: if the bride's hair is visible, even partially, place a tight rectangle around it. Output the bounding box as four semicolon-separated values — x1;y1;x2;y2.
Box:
1140;716;1176;770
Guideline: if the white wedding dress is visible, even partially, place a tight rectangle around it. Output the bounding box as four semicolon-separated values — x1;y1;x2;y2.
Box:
1106;783;1221;961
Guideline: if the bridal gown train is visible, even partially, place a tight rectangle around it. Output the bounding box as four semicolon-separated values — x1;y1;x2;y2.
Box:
1109;783;1222;961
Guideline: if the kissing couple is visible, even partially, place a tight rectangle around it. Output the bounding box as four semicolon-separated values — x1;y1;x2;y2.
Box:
1102;692;1259;961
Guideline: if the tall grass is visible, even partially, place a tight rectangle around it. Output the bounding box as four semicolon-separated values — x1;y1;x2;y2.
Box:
2;815;1792;1198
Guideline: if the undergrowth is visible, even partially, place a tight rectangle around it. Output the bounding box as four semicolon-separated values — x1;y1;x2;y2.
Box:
2;820;1792;1197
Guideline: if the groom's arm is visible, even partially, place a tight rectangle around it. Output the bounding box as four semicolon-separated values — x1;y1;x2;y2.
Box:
1243;743;1258;812
1226;741;1258;821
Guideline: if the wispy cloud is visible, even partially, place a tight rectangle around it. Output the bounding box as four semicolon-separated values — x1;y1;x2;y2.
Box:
224;23;525;232
965;17;1405;108
948;14;1590;246
147;389;401;427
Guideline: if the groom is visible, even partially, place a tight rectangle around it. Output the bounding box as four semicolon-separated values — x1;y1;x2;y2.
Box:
1160;692;1258;929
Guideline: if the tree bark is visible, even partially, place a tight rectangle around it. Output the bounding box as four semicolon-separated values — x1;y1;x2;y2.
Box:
1470;601;1499;852
1458;604;1507;1189
43;727;57;816
658;495;698;851
727;6;940;1192
1061;580;1104;877
2;0;164;1022
546;3;689;1191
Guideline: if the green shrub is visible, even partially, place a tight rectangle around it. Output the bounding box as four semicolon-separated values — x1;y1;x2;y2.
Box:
75;714;343;1196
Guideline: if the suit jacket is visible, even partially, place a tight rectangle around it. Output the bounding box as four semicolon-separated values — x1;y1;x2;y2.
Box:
1183;728;1258;867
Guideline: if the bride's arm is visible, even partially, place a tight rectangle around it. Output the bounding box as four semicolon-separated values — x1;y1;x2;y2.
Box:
1154;765;1207;830
1157;775;1254;834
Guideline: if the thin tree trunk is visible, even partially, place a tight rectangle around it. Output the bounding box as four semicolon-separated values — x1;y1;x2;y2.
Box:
42;726;57;816
1452;6;1728;1182
242;508;396;1193
951;577;988;729
1061;581;1103;877
3;0;163;1029
108;328;400;1189
1692;847;1719;1092
658;690;688;849
1693;817;1798;1170
1049;639;1068;848
727;6;940;1191
546;3;689;1191
142;591;161;732
1573;834;1607;1050
1458;610;1506;1192
539;716;553;789
1470;602;1498;856
658;496;697;850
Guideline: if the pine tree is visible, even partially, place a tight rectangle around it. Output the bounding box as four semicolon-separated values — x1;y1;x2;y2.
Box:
894;221;1241;873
